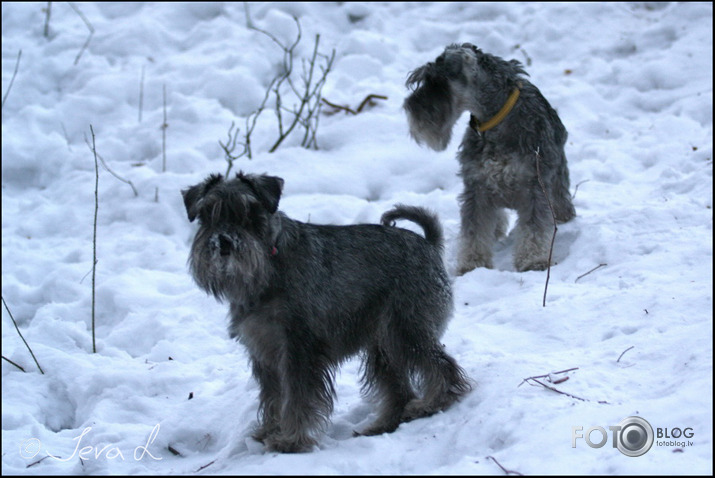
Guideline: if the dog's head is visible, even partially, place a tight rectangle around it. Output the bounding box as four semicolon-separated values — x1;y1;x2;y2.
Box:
405;44;473;90
403;44;479;151
181;172;284;301
182;172;283;225
404;43;527;151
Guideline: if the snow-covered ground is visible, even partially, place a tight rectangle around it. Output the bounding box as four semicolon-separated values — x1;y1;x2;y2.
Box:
2;2;712;474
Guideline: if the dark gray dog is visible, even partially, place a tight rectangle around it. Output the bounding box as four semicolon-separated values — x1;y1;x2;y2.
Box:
182;172;470;453
404;43;576;273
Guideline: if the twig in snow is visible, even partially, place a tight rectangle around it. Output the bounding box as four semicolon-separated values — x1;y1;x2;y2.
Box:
357;94;388;113
517;367;579;387
236;12;334;155
575;263;607;283
60;122;72;151
535;147;558;307
138;65;145;123
89;125;99;354
68;2;94;66
161;84;168;172
2;296;45;374
84;134;138;197
43;2;52;38
196;460;216;472
526;377;589;402
2;355;26;372
243;2;254;29
486;455;524;476
1;49;22;112
219;120;245;176
26;455;54;468
322;94;388;115
520;367;608;404
617;346;635;363
321;97;358;115
98;153;138;196
572;179;590;199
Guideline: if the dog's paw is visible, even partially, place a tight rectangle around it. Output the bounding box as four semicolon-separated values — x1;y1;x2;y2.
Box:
514;257;549;272
456;256;493;275
355;416;402;437
251;424;279;444
264;434;317;454
402;398;440;422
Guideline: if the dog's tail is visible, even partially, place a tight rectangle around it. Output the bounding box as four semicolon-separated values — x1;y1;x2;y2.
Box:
381;204;444;249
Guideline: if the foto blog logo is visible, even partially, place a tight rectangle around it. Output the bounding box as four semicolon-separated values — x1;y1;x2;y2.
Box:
572;416;654;457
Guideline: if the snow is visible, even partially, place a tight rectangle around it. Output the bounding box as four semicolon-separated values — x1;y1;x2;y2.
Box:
2;1;712;475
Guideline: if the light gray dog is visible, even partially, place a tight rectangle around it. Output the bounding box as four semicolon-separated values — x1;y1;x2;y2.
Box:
404;43;576;273
182;172;470;453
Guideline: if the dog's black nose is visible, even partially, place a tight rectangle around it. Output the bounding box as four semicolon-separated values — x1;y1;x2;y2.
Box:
219;234;233;256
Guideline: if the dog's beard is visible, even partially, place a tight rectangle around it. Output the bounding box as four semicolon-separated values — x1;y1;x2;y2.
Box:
189;228;270;304
404;76;461;152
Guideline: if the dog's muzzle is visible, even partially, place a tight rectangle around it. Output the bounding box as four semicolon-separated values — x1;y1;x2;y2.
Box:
219;234;233;256
209;233;241;257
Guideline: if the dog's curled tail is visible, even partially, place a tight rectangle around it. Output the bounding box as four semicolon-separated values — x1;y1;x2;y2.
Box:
381;204;444;249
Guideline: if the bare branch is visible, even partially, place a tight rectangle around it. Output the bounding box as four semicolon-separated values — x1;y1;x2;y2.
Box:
572;179;590;199
138;65;145;123
3;296;44;374
243;2;253;28
2;355;26;372
356;94;388;113
617;346;635;363
527;377;589;402
161;84;168;172
322;97;357;115
520;367;609;404
518;367;579;387
60;121;72;151
575;263;607;283
1;49;22;112
219;121;241;176
195;460;216;473
43;2;52;38
268;33;333;153
535;147;558;307
83;134;138;196
68;2;94;66
486;456;524;476
222;14;334;159
89;125;99;354
26;455;54;468
322;94;388;116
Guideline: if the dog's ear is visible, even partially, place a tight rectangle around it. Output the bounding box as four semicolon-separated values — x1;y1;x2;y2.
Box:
182;174;223;222
405;65;428;90
238;173;284;214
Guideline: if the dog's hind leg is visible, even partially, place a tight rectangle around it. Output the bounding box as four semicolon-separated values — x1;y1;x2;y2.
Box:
552;159;576;223
402;344;471;422
357;346;416;436
512;190;555;272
